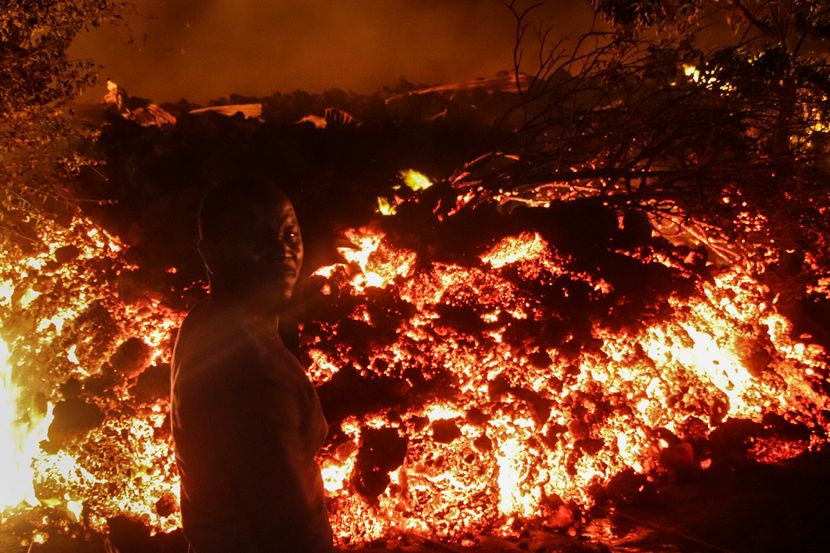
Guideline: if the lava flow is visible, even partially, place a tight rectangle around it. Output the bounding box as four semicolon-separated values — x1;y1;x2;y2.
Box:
304;218;829;543
0;174;829;549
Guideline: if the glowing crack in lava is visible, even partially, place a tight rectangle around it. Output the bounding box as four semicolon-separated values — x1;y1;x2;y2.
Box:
0;179;828;548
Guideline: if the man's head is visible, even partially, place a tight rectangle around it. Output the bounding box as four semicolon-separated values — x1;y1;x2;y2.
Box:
197;176;303;316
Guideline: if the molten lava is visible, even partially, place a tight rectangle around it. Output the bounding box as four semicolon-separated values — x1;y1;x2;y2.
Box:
304;224;829;543
0;177;828;548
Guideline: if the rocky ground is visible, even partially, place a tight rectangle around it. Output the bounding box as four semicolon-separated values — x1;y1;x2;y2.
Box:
3;447;829;553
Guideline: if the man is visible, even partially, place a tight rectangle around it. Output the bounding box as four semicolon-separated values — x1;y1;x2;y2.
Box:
170;176;333;553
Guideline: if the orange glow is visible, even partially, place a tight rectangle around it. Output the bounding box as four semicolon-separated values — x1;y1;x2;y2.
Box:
0;336;53;510
0;213;183;531
304;229;830;540
0;189;828;546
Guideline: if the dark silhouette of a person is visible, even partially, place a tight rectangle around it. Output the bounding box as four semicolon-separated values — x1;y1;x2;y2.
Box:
171;177;333;553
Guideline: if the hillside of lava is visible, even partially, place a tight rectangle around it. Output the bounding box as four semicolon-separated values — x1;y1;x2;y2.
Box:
1;84;830;552
299;180;830;543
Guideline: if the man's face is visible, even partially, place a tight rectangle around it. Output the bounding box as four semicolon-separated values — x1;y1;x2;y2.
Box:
210;195;304;314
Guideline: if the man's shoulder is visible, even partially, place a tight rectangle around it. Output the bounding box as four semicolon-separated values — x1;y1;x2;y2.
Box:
172;300;261;377
178;299;245;342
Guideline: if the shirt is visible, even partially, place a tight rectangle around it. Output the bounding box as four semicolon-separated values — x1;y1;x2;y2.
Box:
171;300;333;553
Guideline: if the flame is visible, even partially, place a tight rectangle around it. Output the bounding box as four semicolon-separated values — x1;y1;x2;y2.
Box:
400;169;434;191
495;435;539;517
31;411;181;530
0;335;53;510
377;197;398;216
317;228;417;292
481;232;548;268
376;168;434;216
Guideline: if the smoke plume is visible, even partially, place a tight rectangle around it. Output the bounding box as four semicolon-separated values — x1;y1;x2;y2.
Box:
69;0;593;103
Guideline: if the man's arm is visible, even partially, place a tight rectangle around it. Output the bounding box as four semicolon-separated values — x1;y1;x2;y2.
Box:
206;347;331;553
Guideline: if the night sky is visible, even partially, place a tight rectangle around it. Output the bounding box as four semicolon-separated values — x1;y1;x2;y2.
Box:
69;0;594;103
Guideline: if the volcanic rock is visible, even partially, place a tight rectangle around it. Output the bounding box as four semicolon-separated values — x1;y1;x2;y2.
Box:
709;418;764;461
473;434;492;452
528;350;553;369
353;427;408;500
130;363;171;404
154;493;178;518
616;210;654;247
740;343;774;378
59;377;83;399
659;442;696;473
82;365;119;399
47;398;105;447
760;412;812;441
487;374;511;400
466;407;489;425
575;438;605;456
431;418;462;443
678;416;709;443
105;515;154;553
509;386;552;425
53;244;80;264
109;337;152;379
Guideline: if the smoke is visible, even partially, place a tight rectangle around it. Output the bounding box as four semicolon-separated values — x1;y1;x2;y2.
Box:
69;0;593;103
